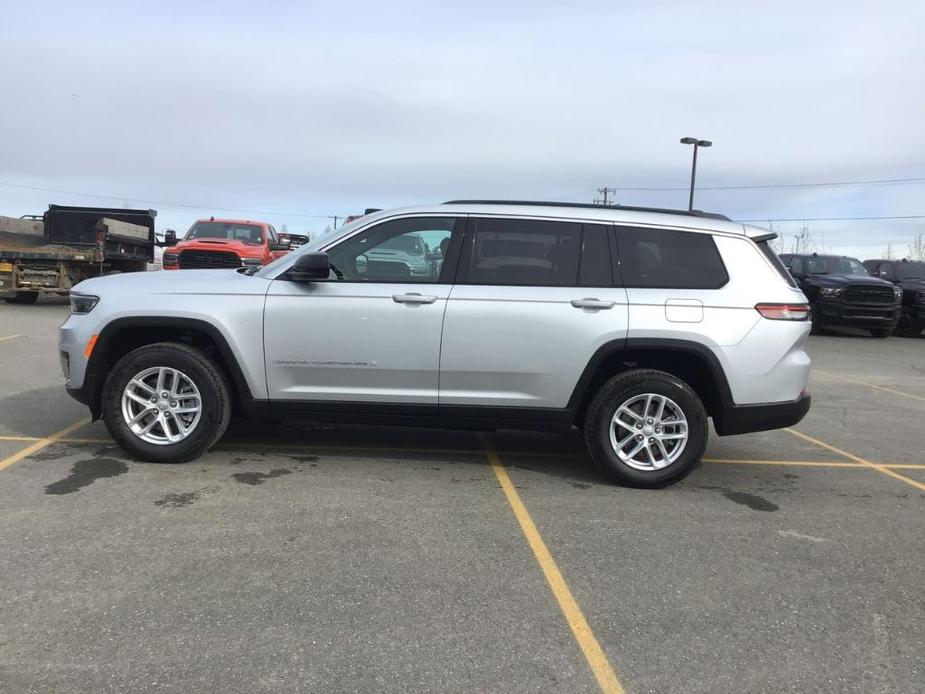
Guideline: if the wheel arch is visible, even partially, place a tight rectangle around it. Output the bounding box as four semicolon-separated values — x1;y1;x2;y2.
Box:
569;338;733;426
84;317;260;420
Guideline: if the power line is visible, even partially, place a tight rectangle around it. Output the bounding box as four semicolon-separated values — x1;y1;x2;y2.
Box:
615;176;925;192
0;181;338;219
735;215;925;222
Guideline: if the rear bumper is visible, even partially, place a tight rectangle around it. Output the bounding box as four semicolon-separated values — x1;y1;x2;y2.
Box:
714;393;811;436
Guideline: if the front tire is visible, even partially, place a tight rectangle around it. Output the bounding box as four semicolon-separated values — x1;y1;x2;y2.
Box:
583;369;707;488
870;328;892;338
102;342;231;463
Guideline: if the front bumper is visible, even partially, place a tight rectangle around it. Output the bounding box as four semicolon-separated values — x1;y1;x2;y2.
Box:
815;299;900;328
713;393;811;436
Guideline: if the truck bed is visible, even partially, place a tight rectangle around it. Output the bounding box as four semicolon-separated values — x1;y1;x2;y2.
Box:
0;230;102;262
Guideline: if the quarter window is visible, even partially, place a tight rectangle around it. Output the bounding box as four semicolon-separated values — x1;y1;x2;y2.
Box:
616;227;728;289
463;218;581;286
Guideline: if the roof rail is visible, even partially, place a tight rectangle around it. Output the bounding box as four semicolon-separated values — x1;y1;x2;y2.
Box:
442;199;731;221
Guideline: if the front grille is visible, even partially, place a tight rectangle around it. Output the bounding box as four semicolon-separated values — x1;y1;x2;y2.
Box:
178;250;241;269
843;285;895;305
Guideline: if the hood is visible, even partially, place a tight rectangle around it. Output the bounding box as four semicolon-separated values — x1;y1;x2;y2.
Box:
72;268;270;297
167;238;263;253
805;273;893;288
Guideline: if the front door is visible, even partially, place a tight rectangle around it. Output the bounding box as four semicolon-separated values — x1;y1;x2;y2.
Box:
264;216;465;405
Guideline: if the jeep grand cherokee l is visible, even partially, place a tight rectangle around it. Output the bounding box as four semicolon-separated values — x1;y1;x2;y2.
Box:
60;201;811;487
779;253;901;337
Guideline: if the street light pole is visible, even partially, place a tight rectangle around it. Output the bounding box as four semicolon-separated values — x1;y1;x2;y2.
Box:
680;137;712;211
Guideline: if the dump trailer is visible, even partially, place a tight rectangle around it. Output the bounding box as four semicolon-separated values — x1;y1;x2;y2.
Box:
0;204;157;303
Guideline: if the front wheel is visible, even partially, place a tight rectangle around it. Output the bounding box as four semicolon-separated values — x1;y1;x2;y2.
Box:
583;369;708;488
870;328;892;338
102;342;231;463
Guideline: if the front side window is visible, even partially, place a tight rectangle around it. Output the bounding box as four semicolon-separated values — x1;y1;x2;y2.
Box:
327;217;459;283
462;218;581;286
616;227;728;289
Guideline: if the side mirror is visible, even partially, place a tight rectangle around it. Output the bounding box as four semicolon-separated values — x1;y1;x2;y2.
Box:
160;229;177;246
272;233;292;251
285;252;330;282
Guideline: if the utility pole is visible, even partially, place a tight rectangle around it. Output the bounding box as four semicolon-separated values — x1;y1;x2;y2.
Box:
593;187;617;205
331;215;341;229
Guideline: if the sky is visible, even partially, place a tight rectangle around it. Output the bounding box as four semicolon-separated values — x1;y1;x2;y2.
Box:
1;0;923;259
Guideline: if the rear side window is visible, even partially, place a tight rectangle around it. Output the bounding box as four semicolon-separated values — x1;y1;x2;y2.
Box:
463;218;581;286
758;241;798;288
616;227;728;289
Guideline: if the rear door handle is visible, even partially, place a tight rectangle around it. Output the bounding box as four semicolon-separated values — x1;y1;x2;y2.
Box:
570;298;616;310
392;293;438;305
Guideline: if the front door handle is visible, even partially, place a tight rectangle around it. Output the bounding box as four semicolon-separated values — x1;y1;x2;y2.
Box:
570;298;616;310
393;293;438;305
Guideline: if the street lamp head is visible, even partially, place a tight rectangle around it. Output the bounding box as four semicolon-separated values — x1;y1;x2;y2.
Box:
697;140;712;147
680;137;697;145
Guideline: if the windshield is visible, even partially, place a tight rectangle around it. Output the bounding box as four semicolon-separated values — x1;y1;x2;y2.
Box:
897;262;925;280
186;221;264;245
806;256;869;275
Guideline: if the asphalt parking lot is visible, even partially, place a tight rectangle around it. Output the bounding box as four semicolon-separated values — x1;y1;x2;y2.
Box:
0;298;923;693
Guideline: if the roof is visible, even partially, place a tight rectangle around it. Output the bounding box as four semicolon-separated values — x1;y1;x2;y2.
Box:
356;201;761;237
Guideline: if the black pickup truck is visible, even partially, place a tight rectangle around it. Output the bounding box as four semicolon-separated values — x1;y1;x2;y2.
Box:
0;204;157;303
863;258;925;336
779;253;902;337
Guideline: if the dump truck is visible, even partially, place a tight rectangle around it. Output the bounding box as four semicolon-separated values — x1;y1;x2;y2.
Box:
0;204;157;303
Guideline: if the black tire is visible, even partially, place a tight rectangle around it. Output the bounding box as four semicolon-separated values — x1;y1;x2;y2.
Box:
583;369;708;488
809;305;823;335
3;291;39;304
101;342;231;463
870;328;892;338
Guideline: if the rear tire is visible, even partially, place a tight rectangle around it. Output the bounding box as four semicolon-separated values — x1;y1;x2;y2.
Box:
3;291;38;304
101;342;231;463
583;369;708;488
870;328;892;338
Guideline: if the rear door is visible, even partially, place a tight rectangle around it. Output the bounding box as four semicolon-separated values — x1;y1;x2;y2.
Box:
439;217;628;410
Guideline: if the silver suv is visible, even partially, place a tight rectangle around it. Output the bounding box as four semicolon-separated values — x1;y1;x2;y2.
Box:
59;201;812;487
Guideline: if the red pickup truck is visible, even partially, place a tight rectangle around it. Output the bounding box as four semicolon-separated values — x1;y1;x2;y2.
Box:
162;218;292;270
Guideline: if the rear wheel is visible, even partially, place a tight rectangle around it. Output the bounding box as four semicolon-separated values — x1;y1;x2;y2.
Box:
102;342;231;463
870;328;892;338
583;369;708;488
3;291;38;304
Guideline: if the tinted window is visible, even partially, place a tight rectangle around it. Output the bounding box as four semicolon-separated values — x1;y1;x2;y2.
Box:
578;224;613;286
897;262;925;280
327;217;458;283
464;218;581;286
186;221;264;244
616;227;728;289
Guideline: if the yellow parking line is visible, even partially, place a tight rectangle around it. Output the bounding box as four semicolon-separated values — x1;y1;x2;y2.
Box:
0;334;22;344
785;428;925;493
703;458;860;468
814;369;925;403
0;434;42;442
483;440;624;694
0;419;90;472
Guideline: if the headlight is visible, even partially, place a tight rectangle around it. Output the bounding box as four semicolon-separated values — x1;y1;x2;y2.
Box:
163;253;179;265
70;294;99;314
819;287;844;298
241;257;263;266
894;287;903;300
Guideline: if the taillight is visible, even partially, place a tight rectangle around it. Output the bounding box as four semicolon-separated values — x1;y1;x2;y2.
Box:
755;303;811;321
